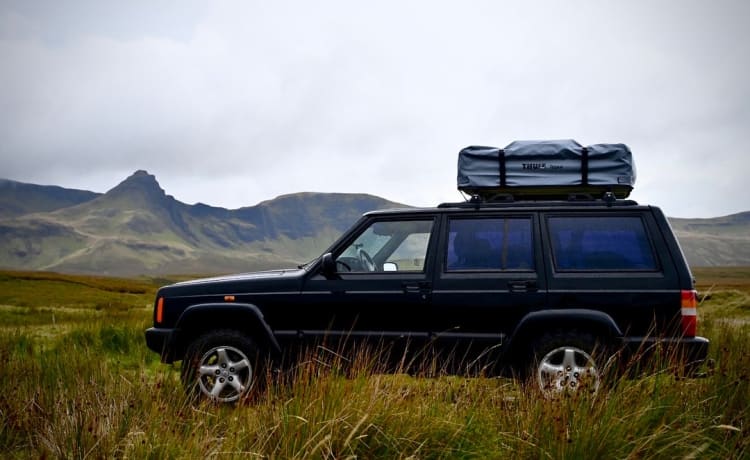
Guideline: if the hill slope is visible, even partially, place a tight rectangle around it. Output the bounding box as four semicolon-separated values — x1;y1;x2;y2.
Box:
0;179;100;218
0;171;404;275
669;212;750;267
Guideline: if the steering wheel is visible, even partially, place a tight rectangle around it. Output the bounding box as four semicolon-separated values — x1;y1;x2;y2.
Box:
336;260;352;272
357;248;376;271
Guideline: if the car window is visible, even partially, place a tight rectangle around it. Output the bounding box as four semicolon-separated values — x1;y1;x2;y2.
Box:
446;217;534;271
387;232;431;271
337;219;433;272
548;216;657;271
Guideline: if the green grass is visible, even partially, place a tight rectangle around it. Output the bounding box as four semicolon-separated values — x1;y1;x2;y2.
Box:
0;269;748;458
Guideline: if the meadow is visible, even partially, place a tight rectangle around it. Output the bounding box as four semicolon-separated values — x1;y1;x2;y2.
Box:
0;267;748;459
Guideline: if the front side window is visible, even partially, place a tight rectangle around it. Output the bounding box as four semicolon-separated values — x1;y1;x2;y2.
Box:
336;219;433;272
548;216;657;271
446;217;534;271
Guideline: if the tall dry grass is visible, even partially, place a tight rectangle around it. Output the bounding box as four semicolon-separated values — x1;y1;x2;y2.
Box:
0;269;748;458
1;319;747;458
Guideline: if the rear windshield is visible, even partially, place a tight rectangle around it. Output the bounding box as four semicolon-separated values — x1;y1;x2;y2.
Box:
548;216;657;271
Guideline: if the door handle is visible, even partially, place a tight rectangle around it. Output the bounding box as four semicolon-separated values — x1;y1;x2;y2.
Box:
403;283;421;293
403;282;432;300
508;280;538;293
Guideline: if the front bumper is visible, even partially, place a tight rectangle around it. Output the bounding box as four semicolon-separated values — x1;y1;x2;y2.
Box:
145;327;178;363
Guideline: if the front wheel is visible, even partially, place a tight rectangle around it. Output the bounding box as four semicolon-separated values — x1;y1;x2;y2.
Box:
181;330;263;403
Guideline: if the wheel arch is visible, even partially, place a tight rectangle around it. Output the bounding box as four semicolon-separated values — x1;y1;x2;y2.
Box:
173;303;281;362
503;309;623;367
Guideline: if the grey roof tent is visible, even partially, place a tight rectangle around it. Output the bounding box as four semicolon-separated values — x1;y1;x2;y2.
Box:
457;139;636;199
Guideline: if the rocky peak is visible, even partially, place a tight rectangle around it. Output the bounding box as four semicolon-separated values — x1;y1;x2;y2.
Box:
97;170;171;211
107;170;164;196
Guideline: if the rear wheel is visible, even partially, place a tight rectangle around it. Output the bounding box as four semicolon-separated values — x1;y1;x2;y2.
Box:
181;330;263;403
530;331;607;396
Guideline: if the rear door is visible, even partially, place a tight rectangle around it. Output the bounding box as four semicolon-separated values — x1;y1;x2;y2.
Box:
429;211;547;369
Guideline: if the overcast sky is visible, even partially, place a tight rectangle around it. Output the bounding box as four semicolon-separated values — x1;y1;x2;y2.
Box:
1;1;748;218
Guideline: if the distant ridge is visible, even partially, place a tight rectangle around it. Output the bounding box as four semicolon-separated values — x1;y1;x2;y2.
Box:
0;171;405;275
0;171;747;275
669;211;750;267
0;178;100;218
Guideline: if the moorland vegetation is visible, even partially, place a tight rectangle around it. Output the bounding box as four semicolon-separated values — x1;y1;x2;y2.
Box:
0;267;748;458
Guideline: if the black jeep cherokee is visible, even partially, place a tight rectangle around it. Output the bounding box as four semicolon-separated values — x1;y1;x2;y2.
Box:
146;198;709;402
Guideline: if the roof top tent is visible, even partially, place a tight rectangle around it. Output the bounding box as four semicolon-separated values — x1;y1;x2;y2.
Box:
457;140;636;201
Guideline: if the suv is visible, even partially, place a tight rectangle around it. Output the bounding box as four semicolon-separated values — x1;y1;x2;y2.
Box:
145;197;709;402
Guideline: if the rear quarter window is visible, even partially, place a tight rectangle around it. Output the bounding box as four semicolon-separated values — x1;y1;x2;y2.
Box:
548;216;658;271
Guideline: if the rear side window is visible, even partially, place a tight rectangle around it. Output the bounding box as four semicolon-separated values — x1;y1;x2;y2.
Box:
447;217;534;271
548;216;657;271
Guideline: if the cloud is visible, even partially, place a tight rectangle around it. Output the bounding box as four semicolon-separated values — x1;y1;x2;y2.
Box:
1;0;749;217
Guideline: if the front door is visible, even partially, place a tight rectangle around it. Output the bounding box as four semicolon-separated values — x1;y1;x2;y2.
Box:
301;216;438;368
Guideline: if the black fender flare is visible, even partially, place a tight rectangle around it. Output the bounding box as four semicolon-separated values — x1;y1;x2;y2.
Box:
174;302;281;359
503;309;623;364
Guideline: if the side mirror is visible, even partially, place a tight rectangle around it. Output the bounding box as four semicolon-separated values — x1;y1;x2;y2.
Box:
321;253;336;278
382;262;398;272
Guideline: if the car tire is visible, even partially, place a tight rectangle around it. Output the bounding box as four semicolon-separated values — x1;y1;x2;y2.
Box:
530;330;609;396
181;330;264;403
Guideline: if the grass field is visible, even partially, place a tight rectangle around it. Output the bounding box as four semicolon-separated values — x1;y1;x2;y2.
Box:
0;268;748;458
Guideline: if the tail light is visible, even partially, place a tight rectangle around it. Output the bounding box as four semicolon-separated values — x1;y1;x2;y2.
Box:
681;290;698;337
156;297;164;324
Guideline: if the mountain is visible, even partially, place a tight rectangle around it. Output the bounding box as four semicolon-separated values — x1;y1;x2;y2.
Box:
0;178;100;218
1;171;748;275
0;171;404;275
669;212;750;267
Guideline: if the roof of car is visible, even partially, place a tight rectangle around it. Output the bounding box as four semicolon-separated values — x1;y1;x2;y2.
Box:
364;198;647;217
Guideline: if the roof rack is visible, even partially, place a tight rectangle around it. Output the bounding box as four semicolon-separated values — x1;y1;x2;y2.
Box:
438;192;637;209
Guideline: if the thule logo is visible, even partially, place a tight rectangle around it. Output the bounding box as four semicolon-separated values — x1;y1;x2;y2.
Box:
522;163;563;170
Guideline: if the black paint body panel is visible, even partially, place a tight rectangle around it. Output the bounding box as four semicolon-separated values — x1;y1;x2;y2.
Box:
145;200;709;374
